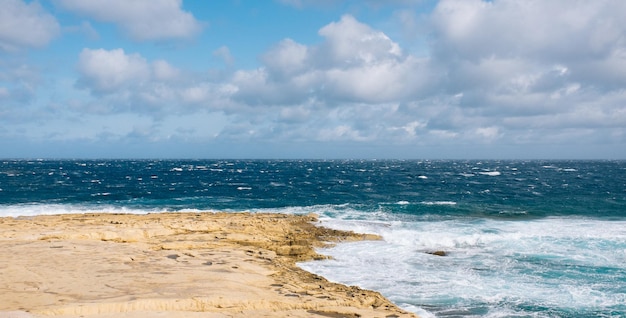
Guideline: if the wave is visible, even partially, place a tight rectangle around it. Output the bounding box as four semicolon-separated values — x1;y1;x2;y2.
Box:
300;216;626;317
0;201;385;220
420;201;457;206
0;203;163;218
478;171;501;176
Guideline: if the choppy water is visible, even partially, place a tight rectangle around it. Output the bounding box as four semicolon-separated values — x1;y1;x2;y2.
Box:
1;159;625;317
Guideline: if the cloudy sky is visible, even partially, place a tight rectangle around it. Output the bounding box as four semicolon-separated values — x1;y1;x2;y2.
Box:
1;0;625;159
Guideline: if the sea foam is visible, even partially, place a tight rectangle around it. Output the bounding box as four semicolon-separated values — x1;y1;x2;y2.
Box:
0;203;159;218
300;216;626;317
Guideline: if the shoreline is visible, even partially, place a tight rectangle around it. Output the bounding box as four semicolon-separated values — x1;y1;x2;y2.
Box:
0;212;417;318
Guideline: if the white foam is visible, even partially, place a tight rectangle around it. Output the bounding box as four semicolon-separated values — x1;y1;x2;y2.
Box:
479;171;501;176
0;204;161;218
248;204;401;223
421;201;457;206
300;217;626;316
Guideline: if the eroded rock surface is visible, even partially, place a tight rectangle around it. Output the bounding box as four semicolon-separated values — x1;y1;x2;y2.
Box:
0;212;416;318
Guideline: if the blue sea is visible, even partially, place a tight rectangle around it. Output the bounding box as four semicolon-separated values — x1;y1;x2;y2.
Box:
1;159;625;317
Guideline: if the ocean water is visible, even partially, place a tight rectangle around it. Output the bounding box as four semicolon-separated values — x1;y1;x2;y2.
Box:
1;159;625;317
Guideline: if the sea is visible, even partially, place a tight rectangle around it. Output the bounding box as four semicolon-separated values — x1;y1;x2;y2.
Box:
1;159;625;318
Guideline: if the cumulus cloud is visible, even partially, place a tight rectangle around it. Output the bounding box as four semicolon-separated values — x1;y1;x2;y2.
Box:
50;3;626;155
430;0;626;95
152;60;180;81
55;0;203;41
425;0;626;139
317;15;403;65
76;48;151;94
234;14;430;108
262;39;309;79
0;0;60;52
216;14;443;143
431;0;626;62
73;47;238;118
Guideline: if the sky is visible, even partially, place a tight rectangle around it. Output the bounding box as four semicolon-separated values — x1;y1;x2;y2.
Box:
1;0;625;159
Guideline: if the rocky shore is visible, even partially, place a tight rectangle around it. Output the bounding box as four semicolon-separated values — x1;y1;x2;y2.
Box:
0;212;417;318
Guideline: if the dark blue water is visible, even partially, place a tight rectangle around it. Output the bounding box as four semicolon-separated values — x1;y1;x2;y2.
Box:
1;159;624;218
1;159;625;317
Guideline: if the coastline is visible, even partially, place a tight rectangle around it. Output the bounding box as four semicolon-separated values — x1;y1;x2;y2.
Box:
0;212;417;318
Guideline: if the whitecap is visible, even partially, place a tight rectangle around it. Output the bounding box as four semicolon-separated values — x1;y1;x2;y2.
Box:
421;201;457;205
90;192;111;197
0;204;162;218
300;216;626;317
479;171;501;176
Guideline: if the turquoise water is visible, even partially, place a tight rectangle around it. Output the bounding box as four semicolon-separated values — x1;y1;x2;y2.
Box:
1;159;625;317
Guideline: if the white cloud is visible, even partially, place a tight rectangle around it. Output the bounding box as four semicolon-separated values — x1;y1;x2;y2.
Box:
262;39;309;78
55;0;203;41
73;48;239;118
322;57;426;103
181;84;213;105
318;125;369;142
152;60;180;81
279;105;311;123
317;15;403;66
419;0;626;146
235;14;429;107
76;48;150;94
431;0;626;62
0;0;60;52
473;126;502;142
9;2;622;158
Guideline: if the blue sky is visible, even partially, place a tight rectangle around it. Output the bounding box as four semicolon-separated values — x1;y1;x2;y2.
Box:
1;0;625;159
